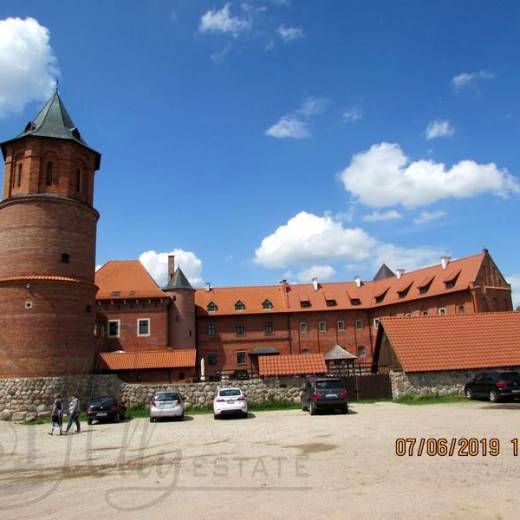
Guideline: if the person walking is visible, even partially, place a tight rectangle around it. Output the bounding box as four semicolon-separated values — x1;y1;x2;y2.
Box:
48;394;63;435
65;393;81;434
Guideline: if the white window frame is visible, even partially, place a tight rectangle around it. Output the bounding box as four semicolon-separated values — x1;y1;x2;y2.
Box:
108;319;120;338
438;307;447;317
299;321;308;334
318;320;327;332
337;320;345;331
373;318;380;330
355;319;364;330
236;350;247;365
137;318;150;337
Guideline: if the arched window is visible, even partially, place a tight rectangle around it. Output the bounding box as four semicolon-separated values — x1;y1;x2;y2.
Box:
207;301;218;312
262;299;273;310
76;169;82;192
234;300;246;311
46;162;54;185
16;163;22;187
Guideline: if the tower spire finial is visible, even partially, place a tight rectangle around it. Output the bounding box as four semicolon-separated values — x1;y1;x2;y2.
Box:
55;79;59;94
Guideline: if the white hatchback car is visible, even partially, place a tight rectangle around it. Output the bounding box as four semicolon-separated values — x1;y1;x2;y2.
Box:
213;387;248;419
149;390;184;422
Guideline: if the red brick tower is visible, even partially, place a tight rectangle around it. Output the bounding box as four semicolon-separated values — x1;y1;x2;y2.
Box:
0;91;102;377
163;255;196;349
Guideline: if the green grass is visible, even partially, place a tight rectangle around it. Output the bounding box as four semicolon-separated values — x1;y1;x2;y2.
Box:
393;395;467;405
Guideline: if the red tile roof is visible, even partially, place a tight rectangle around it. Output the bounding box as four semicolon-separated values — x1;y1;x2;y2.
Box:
99;349;197;371
195;253;487;316
96;260;166;300
258;353;327;376
377;312;520;372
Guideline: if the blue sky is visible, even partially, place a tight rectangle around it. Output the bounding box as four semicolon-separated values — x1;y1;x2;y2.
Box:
0;1;519;303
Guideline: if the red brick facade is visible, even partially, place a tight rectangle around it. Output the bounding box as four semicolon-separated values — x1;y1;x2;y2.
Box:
0;93;101;377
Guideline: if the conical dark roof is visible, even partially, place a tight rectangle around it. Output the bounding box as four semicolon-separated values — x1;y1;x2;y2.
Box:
1;90;101;168
373;263;396;281
164;267;194;291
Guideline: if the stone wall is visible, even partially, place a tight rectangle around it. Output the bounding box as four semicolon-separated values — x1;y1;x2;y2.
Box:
0;374;304;421
389;368;520;398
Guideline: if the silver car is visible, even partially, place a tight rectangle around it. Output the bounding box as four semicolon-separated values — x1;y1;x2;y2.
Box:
149;390;184;422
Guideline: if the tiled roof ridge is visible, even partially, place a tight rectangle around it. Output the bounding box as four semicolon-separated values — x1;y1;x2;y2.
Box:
381;310;518;321
195;252;485;291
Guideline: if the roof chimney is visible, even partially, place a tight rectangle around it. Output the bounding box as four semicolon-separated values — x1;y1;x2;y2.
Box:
441;256;451;270
396;268;405;279
205;282;211;292
167;255;175;282
354;276;362;288
312;277;319;291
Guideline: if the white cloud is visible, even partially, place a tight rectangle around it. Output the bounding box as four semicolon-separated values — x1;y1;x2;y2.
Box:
199;4;251;37
253;211;377;268
506;275;520;309
425;120;455;140
343;108;363;123
0;17;59;117
452;70;495;90
413;210;446;225
340;142;519;209
363;210;402;222
266;97;328;139
139;249;204;288
277;25;304;42
95;264;102;272
297;265;336;283
265;115;310;139
373;244;447;273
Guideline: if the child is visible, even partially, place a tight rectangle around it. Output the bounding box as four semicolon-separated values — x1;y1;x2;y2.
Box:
49;394;63;435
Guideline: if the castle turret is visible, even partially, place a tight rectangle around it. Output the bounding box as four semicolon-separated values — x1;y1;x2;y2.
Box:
0;90;101;377
163;255;196;349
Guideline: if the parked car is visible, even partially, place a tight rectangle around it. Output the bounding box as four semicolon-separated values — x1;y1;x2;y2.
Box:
149;390;184;422
300;377;348;415
213;387;248;419
87;396;126;425
464;371;520;402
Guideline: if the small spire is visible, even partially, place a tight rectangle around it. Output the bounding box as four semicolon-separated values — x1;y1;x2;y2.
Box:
54;79;59;94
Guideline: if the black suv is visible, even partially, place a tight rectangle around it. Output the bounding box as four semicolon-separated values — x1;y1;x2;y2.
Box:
300;377;348;415
464;371;520;402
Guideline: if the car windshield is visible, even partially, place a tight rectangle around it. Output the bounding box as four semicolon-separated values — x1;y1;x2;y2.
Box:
315;380;343;390
220;389;241;397
155;393;179;401
499;373;520;382
91;398;115;406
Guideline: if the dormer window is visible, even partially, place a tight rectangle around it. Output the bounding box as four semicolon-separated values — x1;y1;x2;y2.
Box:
326;299;337;307
444;270;461;289
300;300;311;308
207;301;218;312
262;299;273;310
350;297;361;306
374;288;389;304
110;291;121;297
234;300;246;311
397;282;413;299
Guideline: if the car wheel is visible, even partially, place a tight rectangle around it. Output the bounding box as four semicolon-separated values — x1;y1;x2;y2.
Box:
309;402;317;416
87;419;93;425
301;401;308;411
489;390;500;403
341;406;348;414
242;412;248;419
150;417;155;423
213;413;218;420
465;389;473;400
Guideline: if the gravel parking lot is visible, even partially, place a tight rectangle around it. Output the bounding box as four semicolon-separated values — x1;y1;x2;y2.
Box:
1;401;519;519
